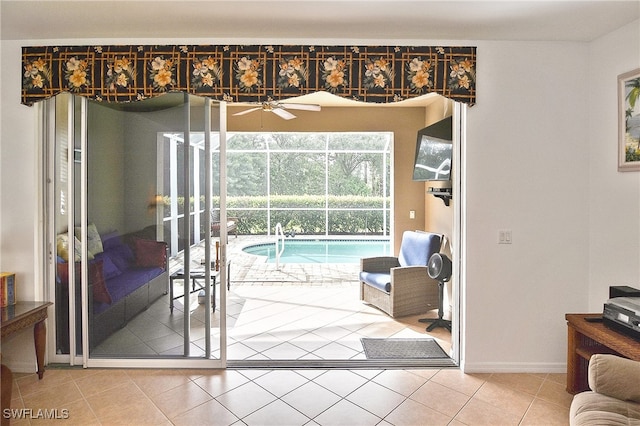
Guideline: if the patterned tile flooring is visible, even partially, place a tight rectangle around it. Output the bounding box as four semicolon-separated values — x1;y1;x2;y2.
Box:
7;237;572;424
8;367;571;425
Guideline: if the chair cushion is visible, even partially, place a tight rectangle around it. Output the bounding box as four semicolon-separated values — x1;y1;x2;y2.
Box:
398;231;442;267
570;391;640;426
589;353;640;402
359;271;391;293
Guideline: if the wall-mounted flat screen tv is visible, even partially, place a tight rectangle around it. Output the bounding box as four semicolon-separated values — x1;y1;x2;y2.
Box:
412;116;453;182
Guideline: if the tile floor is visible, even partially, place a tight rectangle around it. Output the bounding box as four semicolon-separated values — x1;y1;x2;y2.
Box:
92;281;453;363
93;236;453;363
20;237;571;424
8;366;571;425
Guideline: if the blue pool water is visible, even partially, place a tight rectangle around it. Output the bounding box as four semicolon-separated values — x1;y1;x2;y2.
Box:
242;239;391;264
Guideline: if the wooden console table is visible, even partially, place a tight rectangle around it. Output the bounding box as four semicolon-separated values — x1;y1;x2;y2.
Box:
565;313;640;394
1;301;53;379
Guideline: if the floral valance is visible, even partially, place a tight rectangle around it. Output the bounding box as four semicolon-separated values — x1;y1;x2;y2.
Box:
21;44;476;106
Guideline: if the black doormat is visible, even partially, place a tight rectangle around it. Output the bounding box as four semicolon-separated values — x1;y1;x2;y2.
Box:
361;338;449;360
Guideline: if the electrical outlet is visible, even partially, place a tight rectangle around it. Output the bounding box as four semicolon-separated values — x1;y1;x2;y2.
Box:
498;229;512;244
409;210;415;219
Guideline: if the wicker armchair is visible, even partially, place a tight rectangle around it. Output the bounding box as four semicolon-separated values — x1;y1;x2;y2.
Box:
359;231;442;318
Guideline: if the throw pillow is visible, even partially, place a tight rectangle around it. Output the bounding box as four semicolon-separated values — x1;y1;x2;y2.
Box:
94;252;122;280
56;257;70;285
89;259;112;304
56;233;83;262
75;223;104;258
133;238;166;268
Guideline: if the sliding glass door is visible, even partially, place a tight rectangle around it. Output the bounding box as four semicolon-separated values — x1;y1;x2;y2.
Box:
45;92;228;368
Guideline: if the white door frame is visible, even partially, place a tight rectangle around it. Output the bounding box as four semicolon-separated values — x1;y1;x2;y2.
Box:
43;94;229;369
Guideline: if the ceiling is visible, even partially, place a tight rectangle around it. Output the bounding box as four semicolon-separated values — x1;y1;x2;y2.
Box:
1;1;639;43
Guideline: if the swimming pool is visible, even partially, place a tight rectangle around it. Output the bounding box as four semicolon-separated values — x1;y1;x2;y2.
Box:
242;239;391;264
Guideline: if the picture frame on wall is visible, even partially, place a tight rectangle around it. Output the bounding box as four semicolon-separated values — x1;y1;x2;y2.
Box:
618;68;640;171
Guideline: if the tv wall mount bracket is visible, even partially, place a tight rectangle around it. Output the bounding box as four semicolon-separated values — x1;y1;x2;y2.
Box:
427;187;452;206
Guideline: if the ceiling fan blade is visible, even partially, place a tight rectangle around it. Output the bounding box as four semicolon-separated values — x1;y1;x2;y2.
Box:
281;103;321;112
232;107;261;116
272;108;297;120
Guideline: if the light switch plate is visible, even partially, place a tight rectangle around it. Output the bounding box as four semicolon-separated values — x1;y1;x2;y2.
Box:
498;229;512;244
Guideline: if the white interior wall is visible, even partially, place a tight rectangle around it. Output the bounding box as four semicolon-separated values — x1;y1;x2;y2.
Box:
1;41;42;371
587;20;640;311
463;40;591;372
1;42;39;302
1;23;639;373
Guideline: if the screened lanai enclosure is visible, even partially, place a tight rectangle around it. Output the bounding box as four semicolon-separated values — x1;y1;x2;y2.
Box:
225;132;391;237
162;131;392;256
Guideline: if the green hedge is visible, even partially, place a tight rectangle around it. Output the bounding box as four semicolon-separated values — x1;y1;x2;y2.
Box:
223;195;390;235
162;195;390;235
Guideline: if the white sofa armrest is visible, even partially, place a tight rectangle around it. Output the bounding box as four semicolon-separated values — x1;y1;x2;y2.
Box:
588;354;640;402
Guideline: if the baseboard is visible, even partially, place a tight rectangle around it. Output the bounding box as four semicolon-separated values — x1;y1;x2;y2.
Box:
461;361;567;374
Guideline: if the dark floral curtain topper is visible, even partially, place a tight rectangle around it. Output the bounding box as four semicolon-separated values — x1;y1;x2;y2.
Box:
21;44;476;106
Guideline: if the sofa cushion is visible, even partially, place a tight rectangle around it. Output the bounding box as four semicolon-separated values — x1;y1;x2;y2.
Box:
104;268;164;303
359;271;391;293
93;267;165;316
570;391;640;426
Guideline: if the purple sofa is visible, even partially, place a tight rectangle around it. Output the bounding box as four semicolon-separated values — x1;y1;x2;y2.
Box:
56;227;169;352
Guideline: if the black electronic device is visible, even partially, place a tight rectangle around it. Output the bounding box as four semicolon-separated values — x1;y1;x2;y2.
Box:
412;116;453;183
609;285;640;298
419;253;452;332
603;297;640;339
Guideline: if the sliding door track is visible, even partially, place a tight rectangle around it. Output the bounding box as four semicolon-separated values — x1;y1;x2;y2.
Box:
227;358;458;370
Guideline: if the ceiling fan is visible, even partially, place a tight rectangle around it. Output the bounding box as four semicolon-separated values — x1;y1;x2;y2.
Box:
232;101;321;120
